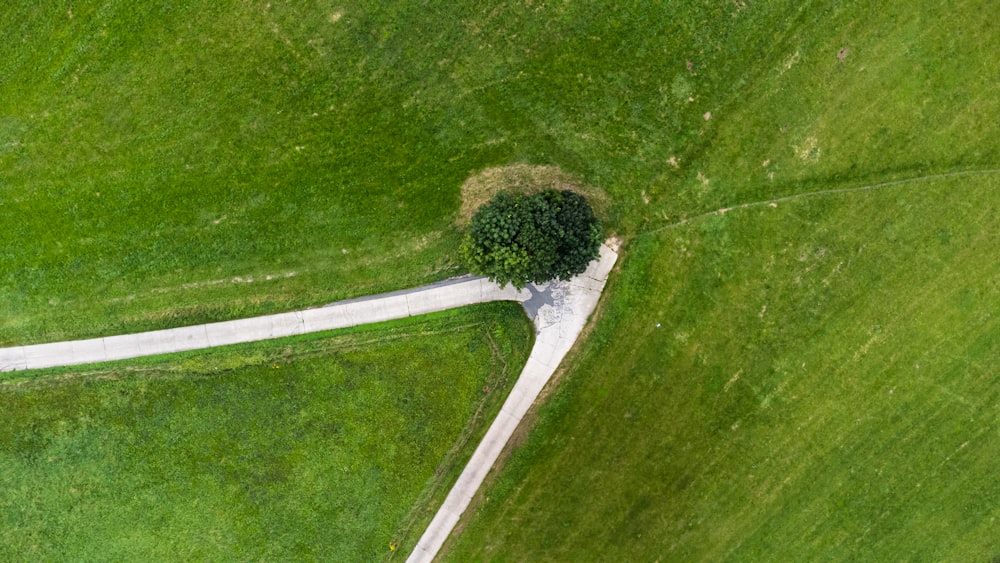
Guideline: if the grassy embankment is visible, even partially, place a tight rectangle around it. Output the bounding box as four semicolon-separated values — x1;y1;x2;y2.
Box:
0;302;533;561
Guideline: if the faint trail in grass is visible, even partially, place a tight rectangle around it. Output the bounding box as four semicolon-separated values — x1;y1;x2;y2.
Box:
639;167;1000;237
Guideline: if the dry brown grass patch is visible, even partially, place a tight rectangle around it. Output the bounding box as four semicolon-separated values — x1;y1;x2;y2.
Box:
456;164;610;226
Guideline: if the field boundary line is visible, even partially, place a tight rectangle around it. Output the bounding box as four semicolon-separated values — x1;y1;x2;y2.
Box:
640;167;1000;236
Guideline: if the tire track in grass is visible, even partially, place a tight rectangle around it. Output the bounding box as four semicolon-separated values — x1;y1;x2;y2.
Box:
639;167;1000;236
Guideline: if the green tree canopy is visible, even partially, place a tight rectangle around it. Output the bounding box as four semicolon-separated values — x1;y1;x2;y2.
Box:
461;189;603;288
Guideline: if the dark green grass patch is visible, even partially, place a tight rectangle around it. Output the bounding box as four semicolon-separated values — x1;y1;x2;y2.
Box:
445;178;1000;561
0;302;532;561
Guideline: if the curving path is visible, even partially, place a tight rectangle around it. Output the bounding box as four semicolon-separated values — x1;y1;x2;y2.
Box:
0;242;619;562
408;242;617;562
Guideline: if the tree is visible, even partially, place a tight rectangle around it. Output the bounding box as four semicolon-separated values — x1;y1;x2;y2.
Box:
461;189;603;288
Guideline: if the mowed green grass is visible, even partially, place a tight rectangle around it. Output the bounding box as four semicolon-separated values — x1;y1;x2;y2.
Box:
1;1;904;345
4;0;999;560
447;179;1000;561
442;1;1000;561
0;302;533;561
0;2;512;344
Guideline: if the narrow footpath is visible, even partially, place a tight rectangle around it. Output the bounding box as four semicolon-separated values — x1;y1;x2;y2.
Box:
0;276;529;372
407;243;617;562
0;243;619;562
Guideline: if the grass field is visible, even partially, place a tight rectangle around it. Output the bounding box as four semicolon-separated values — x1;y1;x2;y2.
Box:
4;0;999;560
9;1;971;345
446;179;1000;561
1;2;509;344
0;303;532;561
437;1;1000;560
6;1;992;346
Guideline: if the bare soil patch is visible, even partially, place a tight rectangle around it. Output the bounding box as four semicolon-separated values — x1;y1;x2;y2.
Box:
457;164;610;226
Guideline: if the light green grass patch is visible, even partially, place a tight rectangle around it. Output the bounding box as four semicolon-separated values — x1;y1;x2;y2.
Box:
1;2;489;343
0;302;533;561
